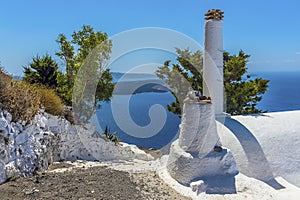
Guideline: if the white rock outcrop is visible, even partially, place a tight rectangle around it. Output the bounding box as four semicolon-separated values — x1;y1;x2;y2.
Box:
0;110;153;184
0;111;60;184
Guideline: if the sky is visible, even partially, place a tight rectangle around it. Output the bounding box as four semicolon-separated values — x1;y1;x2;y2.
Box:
1;0;300;76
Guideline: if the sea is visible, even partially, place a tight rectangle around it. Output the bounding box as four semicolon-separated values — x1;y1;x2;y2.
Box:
255;71;300;112
95;71;300;149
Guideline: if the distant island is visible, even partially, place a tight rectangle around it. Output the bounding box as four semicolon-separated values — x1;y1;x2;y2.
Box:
112;72;171;95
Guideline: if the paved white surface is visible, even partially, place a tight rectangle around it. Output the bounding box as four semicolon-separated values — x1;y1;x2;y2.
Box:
218;110;300;188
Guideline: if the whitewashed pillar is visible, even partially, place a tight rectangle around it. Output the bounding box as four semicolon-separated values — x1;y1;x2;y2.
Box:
203;9;224;115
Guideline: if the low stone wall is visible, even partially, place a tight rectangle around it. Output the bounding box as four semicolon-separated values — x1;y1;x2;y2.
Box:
0;110;153;184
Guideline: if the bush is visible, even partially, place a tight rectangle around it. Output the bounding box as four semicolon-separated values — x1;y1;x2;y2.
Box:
102;126;120;145
0;68;11;114
23;54;58;88
1;68;65;122
37;87;64;116
0;67;12;89
0;79;41;122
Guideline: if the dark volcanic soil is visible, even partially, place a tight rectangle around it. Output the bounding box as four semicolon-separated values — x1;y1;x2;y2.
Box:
0;163;191;200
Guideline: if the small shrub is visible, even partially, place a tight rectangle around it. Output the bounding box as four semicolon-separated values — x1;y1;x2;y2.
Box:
0;67;12;89
0;67;65;121
37;86;64;116
0;78;41;122
102;126;120;145
0;68;12;109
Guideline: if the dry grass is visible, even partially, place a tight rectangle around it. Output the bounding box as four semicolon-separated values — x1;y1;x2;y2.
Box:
0;68;65;122
37;87;64;116
0;79;41;122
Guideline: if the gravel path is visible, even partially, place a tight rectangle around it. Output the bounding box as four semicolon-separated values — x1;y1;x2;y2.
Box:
0;163;191;200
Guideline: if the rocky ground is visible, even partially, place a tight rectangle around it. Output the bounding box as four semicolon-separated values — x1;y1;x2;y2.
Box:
0;162;191;200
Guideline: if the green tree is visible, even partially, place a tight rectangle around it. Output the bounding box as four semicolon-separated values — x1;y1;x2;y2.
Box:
224;51;269;115
156;48;203;115
23;54;58;88
56;25;114;122
156;49;269;115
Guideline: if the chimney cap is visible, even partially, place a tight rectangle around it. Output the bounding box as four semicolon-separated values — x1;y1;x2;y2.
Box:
205;9;224;20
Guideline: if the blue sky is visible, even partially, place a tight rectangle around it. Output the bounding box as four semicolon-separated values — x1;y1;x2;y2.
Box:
1;0;300;75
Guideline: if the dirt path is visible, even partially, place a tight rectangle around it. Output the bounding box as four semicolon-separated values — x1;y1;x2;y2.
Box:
0;163;191;200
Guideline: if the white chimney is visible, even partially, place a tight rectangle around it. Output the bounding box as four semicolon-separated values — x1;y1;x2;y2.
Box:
166;10;239;188
203;9;224;115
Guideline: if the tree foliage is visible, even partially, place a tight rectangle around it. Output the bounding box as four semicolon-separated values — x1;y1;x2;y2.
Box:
156;48;203;115
23;54;58;88
21;25;115;123
224;51;269;115
56;25;114;122
56;25;112;87
156;49;269;115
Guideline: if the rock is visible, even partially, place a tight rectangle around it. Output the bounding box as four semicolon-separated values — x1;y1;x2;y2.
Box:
0;113;10;138
190;180;207;194
5;161;18;179
16;132;28;145
37;117;47;129
214;145;223;152
0;160;6;184
5;112;12;123
0;117;8;131
13;122;23;133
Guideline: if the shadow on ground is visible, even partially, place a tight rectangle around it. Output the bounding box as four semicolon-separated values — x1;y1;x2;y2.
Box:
218;116;284;190
201;175;237;194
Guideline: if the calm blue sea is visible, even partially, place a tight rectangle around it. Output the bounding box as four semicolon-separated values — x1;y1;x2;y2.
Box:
96;92;180;149
255;71;300;112
96;71;300;149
